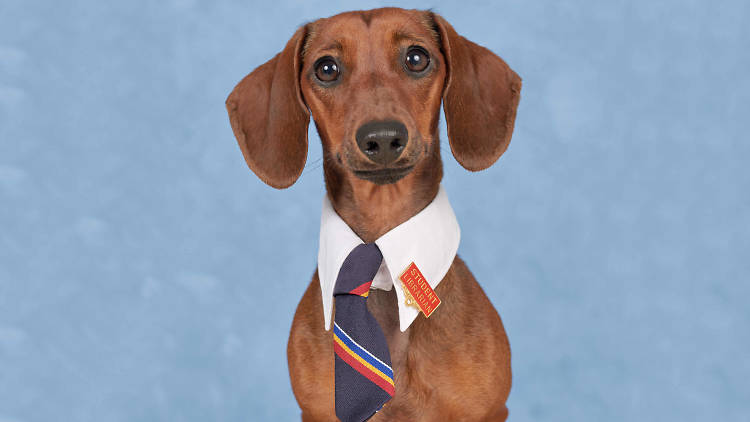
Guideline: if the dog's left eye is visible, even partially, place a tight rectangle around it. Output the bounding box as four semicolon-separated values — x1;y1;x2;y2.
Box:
405;47;430;73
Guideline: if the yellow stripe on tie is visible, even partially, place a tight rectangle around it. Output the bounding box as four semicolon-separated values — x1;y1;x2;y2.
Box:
333;334;394;387
360;291;369;297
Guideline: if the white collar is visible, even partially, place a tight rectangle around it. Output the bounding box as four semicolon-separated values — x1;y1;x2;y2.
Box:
317;185;460;332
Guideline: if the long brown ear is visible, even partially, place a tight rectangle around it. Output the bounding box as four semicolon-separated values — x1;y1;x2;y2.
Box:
432;13;522;171
225;26;309;189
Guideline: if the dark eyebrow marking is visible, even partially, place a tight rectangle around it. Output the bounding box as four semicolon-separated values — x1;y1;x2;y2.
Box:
392;30;429;44
304;38;343;59
320;41;344;52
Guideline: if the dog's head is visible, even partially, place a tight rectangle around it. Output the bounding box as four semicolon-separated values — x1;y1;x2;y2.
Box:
226;8;521;189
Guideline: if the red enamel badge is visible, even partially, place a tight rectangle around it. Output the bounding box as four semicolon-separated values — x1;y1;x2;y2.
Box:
398;262;441;318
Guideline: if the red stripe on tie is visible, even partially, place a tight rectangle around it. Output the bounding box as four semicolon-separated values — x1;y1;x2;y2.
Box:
334;340;395;396
349;281;372;297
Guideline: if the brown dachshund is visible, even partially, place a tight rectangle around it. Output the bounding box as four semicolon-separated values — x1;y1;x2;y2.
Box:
226;7;521;421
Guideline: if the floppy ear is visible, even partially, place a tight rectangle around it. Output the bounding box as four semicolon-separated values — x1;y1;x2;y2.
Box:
225;26;309;189
432;13;522;171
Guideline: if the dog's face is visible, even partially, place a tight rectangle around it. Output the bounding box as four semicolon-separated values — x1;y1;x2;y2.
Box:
300;10;445;185
226;7;521;190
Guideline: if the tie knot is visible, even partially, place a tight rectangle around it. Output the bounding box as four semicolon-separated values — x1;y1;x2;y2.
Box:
333;243;382;297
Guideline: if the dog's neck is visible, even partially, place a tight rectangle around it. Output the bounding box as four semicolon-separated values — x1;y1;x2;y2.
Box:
324;145;443;243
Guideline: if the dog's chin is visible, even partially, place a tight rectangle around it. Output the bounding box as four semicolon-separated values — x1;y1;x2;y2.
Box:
352;166;415;185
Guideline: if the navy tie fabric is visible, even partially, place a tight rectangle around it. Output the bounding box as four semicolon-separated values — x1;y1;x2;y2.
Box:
333;243;394;422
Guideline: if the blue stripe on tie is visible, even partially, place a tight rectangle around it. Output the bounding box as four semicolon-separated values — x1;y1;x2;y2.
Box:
334;323;394;379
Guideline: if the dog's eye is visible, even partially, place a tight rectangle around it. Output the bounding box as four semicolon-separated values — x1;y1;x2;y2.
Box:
314;57;340;83
405;47;430;73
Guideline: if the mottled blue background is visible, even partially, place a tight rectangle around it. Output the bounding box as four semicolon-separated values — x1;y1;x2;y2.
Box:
1;0;748;421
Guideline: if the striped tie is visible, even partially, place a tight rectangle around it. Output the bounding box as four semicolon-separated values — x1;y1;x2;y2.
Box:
333;243;394;422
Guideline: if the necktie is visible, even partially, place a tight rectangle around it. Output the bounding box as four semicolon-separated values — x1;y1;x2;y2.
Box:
333;243;395;422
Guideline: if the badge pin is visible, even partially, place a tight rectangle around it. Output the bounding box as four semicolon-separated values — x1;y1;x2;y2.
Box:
398;262;441;318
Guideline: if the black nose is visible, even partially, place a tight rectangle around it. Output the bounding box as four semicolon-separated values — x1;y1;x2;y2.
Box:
355;120;408;165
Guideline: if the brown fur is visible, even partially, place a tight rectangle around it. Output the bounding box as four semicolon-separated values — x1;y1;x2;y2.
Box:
226;7;521;421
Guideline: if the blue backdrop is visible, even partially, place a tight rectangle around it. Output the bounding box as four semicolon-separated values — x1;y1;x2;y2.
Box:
1;1;748;421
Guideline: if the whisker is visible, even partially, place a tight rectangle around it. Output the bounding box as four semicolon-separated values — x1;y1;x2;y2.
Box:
304;157;323;169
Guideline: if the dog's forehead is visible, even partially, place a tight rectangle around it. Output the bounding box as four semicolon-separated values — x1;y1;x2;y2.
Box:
303;8;438;57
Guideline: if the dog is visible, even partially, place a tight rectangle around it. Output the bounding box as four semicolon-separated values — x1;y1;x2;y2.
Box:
226;7;521;421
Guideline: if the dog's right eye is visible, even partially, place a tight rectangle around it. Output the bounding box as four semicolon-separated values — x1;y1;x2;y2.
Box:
314;57;340;83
